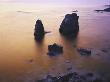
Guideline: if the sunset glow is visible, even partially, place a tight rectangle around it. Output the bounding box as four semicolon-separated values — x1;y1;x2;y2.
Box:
0;0;110;82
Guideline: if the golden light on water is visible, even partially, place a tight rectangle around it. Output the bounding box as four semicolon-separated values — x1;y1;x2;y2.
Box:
0;1;110;82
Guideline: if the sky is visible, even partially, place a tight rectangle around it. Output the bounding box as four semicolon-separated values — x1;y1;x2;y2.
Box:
0;0;108;6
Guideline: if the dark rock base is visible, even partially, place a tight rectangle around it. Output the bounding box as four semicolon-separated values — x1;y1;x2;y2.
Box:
36;72;104;82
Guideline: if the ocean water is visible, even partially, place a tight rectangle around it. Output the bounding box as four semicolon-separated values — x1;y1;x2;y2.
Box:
0;3;110;82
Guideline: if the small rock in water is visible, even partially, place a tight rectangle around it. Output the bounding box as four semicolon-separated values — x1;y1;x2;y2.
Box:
72;10;78;12
77;48;91;56
101;49;108;53
47;43;63;56
28;59;34;63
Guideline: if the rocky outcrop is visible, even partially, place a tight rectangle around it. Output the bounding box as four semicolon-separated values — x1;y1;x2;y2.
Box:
34;20;45;40
36;72;104;82
47;43;63;56
95;7;110;12
104;7;110;12
59;13;79;36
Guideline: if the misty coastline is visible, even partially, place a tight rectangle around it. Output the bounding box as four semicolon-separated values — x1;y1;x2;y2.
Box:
0;2;110;82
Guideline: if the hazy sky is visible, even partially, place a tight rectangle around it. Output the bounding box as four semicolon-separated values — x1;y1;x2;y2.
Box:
0;0;108;6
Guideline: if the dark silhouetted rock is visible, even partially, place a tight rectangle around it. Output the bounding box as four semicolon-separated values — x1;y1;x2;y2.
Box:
59;13;79;36
104;7;110;12
77;48;91;56
34;20;45;40
36;72;104;82
95;10;104;12
47;43;63;56
95;7;110;12
72;10;78;12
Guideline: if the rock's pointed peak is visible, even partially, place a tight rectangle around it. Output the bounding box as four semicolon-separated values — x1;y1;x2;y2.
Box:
34;19;45;40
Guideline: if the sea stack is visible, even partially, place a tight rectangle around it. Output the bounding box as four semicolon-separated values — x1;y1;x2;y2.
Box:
34;20;45;40
59;13;79;36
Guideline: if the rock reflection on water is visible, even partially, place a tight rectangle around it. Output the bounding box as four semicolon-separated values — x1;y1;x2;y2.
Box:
0;3;110;82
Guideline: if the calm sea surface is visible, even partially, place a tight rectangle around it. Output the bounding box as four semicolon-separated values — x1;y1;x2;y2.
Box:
0;3;110;82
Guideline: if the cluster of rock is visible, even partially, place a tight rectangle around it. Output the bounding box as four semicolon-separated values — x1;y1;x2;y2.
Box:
34;13;106;82
34;13;79;56
34;13;79;40
36;72;104;82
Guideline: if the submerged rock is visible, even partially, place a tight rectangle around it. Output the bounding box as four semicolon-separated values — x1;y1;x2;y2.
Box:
101;49;108;53
59;13;79;36
77;48;91;56
47;43;63;56
29;59;34;63
34;20;45;40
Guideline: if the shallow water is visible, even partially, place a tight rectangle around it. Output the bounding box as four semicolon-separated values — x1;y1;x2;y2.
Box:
0;3;110;82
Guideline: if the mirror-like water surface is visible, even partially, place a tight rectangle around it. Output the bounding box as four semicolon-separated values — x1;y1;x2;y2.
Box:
0;3;110;82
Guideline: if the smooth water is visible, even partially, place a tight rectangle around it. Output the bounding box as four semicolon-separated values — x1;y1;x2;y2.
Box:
0;3;110;82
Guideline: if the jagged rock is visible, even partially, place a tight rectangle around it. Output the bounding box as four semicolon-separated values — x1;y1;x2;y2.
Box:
47;43;63;56
36;72;104;82
34;20;45;40
59;13;79;36
77;48;91;56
